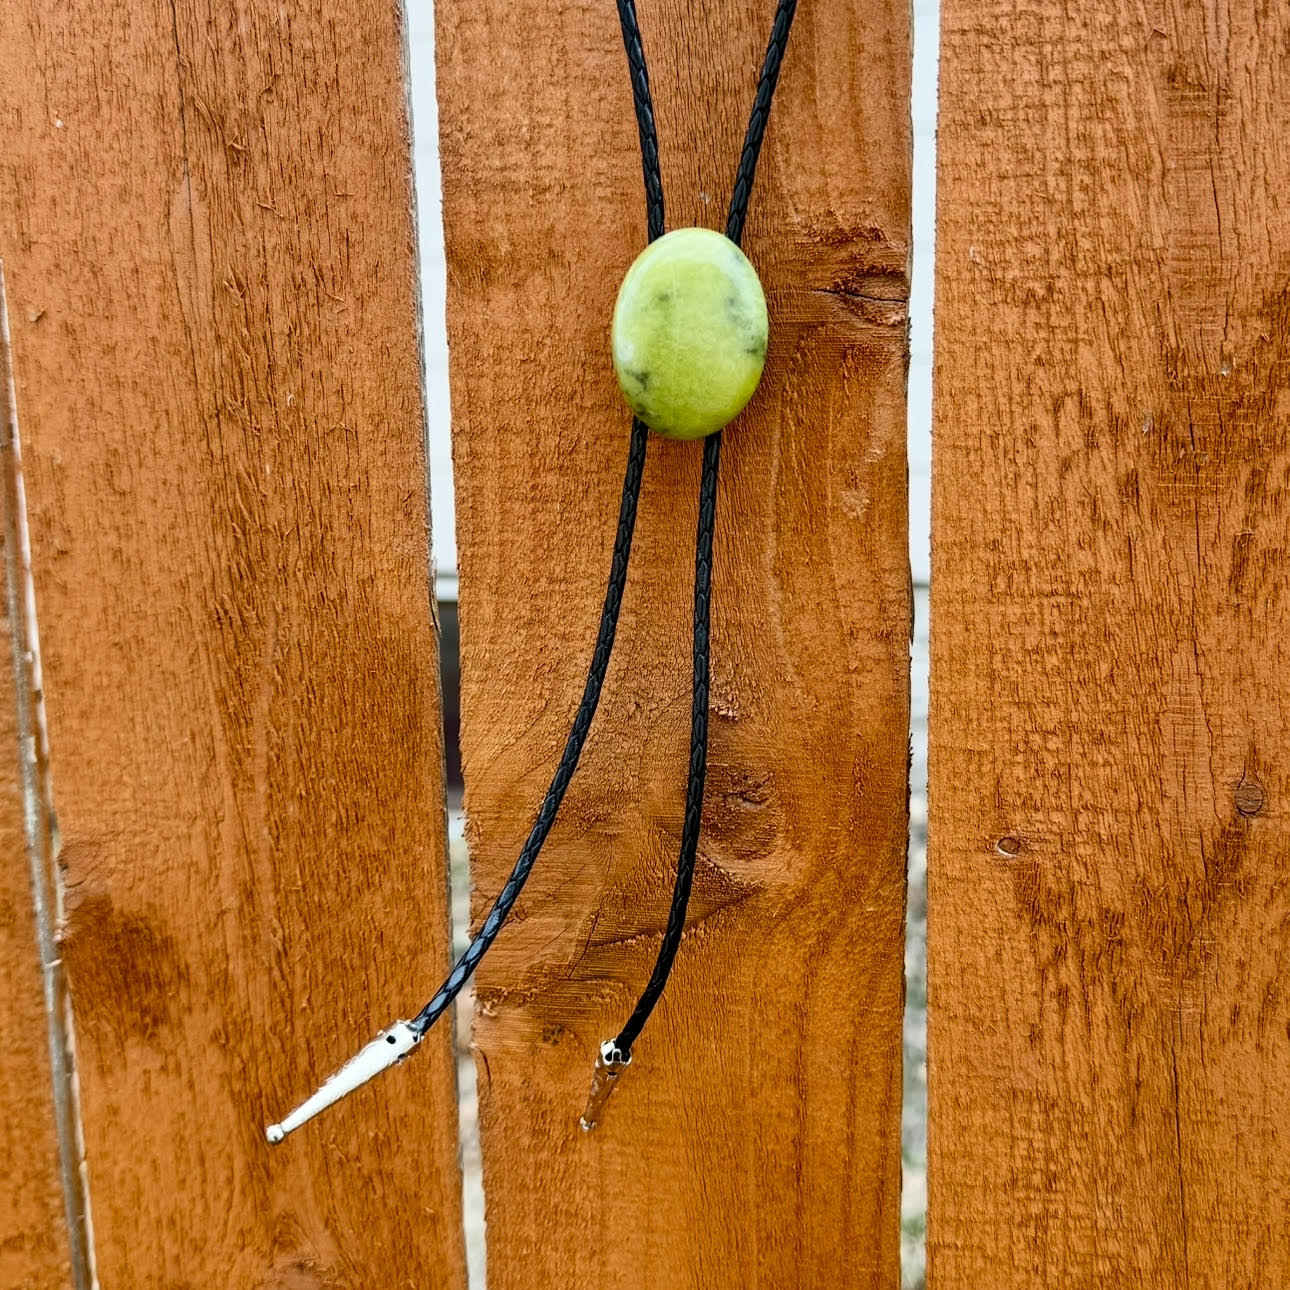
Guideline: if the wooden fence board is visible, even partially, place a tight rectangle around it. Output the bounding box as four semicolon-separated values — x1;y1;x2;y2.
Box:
437;2;911;1287
0;0;465;1284
928;1;1290;1285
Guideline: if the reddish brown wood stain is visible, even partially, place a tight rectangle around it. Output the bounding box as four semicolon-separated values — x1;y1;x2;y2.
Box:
929;0;1290;1284
436;2;911;1286
0;0;464;1284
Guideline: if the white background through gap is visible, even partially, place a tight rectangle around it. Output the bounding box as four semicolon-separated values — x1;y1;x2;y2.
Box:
406;2;938;1284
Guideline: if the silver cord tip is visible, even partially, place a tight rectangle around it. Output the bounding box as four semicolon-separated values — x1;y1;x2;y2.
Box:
580;1039;631;1132
265;1019;420;1143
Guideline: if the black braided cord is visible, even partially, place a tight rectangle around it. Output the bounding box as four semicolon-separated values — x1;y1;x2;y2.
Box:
274;0;798;1138
611;0;799;1058
613;430;719;1053
726;0;799;247
411;0;798;1060
616;0;665;243
410;418;649;1037
408;6;668;1040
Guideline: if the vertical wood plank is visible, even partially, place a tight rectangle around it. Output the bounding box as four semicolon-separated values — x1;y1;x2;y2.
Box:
437;3;911;1287
929;1;1290;1285
0;1;466;1284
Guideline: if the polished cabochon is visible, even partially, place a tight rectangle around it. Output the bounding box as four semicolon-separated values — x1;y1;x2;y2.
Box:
611;226;769;440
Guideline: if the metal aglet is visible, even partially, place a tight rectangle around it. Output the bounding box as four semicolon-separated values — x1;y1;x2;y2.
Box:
580;1039;631;1132
266;1020;421;1143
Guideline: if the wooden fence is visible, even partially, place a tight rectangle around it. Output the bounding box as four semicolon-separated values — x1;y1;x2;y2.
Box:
0;0;1284;1287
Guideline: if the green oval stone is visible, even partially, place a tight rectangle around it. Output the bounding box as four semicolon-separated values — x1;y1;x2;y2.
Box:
612;227;768;440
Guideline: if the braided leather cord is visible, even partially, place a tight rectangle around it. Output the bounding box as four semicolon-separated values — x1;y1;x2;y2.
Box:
412;0;797;1053
273;0;797;1137
411;418;649;1037
409;10;668;1039
614;429;719;1052
726;0;799;247
613;0;799;1057
616;0;666;242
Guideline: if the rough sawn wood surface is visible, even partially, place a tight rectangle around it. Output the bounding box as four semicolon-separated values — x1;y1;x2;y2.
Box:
929;0;1290;1284
0;0;466;1283
437;1;913;1287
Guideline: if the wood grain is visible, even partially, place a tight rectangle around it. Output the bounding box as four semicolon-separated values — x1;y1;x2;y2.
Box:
0;0;465;1284
928;1;1290;1285
436;2;911;1286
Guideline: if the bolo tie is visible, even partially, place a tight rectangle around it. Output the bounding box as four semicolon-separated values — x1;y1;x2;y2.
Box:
267;0;799;1144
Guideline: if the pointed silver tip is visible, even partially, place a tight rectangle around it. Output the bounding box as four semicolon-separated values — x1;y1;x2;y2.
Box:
265;1019;420;1142
580;1039;631;1132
